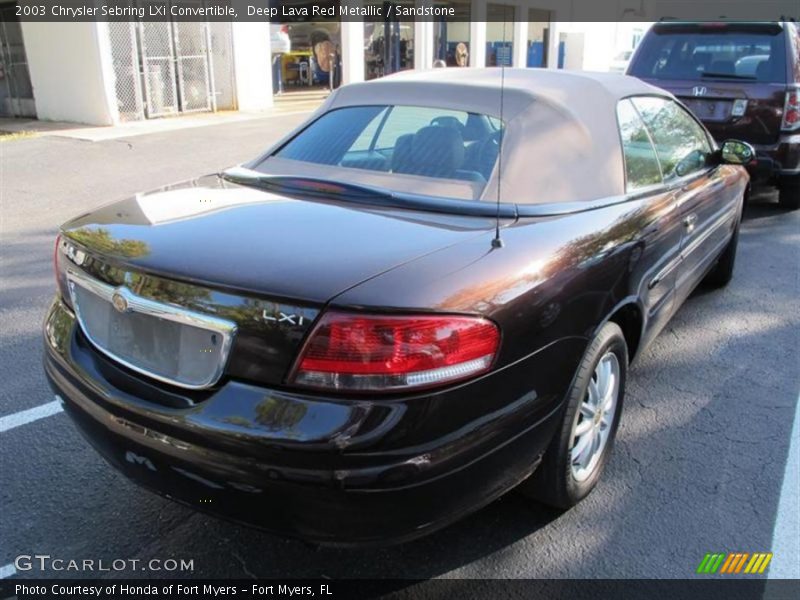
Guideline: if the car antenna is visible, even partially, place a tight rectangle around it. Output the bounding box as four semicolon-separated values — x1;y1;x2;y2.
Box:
491;11;508;249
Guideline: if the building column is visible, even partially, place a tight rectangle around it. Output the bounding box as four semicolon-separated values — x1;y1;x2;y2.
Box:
512;6;528;68
231;22;273;110
414;1;435;70
20;21;119;125
340;20;365;84
469;0;487;67
95;22;121;124
546;19;560;68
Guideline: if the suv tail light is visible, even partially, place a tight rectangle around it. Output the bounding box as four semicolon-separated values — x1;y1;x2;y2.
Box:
782;87;800;131
291;311;500;392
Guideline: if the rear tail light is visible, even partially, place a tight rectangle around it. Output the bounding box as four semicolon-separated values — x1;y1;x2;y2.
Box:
291;311;500;392
782;88;800;131
54;234;69;301
53;234;61;282
53;234;75;306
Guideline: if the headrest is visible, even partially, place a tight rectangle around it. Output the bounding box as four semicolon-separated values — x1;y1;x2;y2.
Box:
391;134;415;171
431;116;465;131
410;126;465;174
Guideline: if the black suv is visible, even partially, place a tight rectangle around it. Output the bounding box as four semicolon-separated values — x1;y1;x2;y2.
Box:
628;21;800;209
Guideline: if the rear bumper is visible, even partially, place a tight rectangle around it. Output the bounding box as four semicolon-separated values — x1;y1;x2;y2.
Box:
751;134;800;182
43;297;571;545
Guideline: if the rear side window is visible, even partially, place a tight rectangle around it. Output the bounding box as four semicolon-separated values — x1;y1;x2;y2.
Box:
629;24;787;83
271;105;504;185
632;97;713;181
616;99;663;191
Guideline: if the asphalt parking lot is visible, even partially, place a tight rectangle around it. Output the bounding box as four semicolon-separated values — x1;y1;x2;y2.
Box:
1;114;798;582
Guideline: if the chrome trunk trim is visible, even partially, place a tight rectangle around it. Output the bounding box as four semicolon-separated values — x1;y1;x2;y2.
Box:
66;269;237;390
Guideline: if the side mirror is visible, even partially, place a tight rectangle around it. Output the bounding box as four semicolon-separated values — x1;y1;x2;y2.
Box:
719;139;756;166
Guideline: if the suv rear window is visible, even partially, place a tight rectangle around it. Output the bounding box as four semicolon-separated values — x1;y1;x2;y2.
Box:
629;24;787;83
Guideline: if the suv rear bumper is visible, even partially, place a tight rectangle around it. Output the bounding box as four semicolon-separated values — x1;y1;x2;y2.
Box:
43;297;568;546
752;134;800;182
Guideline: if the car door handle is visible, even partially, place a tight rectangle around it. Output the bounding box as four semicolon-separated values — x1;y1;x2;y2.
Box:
683;213;698;233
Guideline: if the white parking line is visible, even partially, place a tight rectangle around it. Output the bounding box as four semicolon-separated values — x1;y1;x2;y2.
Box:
0;563;16;579
0;399;65;582
0;398;63;433
768;394;800;578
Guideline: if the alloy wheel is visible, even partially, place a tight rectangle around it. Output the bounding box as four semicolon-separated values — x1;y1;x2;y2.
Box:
570;351;620;482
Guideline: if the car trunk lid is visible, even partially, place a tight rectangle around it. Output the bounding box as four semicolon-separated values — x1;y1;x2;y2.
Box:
58;175;498;389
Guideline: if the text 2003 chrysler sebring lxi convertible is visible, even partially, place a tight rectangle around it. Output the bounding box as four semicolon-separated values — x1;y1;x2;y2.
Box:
44;70;752;545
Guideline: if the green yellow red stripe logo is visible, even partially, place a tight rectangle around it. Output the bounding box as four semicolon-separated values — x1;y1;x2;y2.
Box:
697;552;773;574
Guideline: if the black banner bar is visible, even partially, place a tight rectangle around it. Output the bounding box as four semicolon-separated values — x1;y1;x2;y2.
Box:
2;579;800;600
9;0;800;22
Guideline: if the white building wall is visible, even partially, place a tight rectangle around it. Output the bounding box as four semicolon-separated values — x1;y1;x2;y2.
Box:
469;0;487;67
340;20;365;84
511;8;527;68
557;22;651;71
231;22;273;111
20;22;118;125
414;4;435;70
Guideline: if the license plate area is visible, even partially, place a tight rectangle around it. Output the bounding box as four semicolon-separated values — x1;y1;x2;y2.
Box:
67;270;236;389
681;98;733;123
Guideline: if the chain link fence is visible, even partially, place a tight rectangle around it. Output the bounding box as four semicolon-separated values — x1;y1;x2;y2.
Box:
107;10;236;121
108;21;144;121
140;20;179;117
209;21;235;111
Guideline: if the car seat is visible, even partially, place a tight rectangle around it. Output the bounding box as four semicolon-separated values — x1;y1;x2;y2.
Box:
430;116;466;134
463;131;502;180
391;126;485;182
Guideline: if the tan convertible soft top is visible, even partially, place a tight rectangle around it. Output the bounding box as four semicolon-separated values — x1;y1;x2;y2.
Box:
258;69;672;205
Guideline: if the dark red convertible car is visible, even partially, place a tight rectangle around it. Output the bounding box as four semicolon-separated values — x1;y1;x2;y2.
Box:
44;69;752;545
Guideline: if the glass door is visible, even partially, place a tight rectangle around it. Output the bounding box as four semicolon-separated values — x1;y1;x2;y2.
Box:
364;2;414;80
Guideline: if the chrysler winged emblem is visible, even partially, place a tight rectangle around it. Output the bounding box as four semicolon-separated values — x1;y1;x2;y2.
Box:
112;291;129;313
692;86;708;97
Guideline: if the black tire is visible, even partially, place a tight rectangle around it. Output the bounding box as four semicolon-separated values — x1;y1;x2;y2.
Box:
779;179;800;210
703;217;740;288
520;321;627;509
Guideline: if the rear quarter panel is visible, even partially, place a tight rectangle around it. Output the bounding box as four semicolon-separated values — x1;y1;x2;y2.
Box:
332;189;681;414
